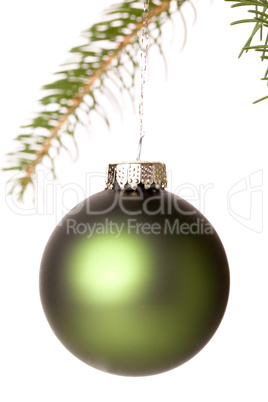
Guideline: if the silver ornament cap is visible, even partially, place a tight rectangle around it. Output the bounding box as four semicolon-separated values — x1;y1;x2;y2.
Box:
105;161;167;191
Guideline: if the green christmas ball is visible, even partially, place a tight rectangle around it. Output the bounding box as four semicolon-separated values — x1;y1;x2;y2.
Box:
40;166;229;377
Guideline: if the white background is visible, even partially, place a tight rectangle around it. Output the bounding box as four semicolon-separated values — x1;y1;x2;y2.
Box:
0;0;267;401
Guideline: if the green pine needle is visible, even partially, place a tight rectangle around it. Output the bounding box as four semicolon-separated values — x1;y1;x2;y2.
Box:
3;0;187;200
227;0;268;101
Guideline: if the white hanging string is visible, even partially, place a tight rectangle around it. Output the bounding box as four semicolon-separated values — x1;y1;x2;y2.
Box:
136;0;149;161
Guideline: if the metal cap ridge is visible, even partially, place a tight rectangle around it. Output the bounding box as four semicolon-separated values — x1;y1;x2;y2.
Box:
105;161;167;191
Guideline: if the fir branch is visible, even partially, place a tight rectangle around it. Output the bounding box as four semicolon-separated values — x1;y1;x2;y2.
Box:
227;0;268;101
4;0;186;200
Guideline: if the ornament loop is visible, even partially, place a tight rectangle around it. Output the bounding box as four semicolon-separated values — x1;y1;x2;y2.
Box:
105;161;167;191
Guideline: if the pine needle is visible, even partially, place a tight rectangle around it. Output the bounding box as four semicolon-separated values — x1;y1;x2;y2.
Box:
227;0;268;102
3;0;187;200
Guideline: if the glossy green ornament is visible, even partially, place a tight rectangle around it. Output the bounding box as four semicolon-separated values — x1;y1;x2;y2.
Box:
40;162;229;376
